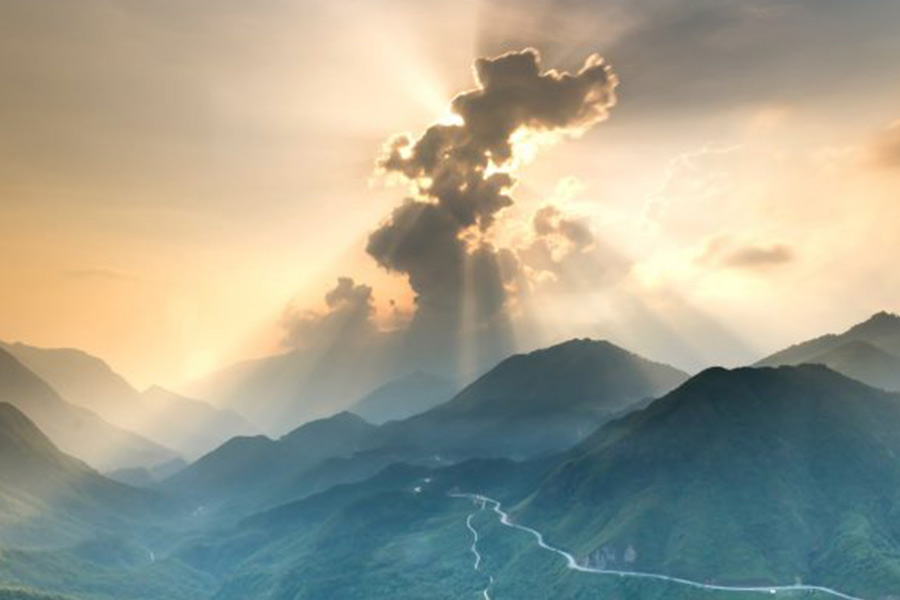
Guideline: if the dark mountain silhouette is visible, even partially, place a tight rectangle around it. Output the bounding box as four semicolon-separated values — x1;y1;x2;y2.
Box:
756;311;900;390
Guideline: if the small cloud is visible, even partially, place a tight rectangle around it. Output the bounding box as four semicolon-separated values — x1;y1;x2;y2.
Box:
869;121;900;169
518;203;628;292
644;143;742;228
697;235;794;270
280;277;376;349
61;268;138;282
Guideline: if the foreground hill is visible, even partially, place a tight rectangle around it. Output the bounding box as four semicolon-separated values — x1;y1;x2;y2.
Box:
371;339;689;459
349;371;455;424
519;365;900;597
756;311;900;391
0;341;255;459
0;348;176;472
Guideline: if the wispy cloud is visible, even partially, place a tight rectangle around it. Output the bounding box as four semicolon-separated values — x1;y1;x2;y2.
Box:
60;268;139;282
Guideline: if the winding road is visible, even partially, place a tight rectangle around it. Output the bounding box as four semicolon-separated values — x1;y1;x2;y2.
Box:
451;493;867;600
464;502;494;599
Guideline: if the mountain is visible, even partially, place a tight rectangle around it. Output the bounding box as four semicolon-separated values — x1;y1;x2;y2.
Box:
517;365;900;597
0;348;176;472
349;371;455;424
0;404;219;599
756;311;900;391
139;387;256;460
159;411;378;513
105;457;189;488
0;402;172;548
371;339;689;459
173;457;552;600
0;342;144;429
0;341;256;459
183;340;406;435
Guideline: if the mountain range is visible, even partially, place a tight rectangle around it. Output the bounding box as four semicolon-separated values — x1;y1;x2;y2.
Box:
369;339;689;459
518;364;900;596
159;411;379;515
155;339;688;519
1;342;256;460
0;348;175;472
757;311;900;391
183;342;401;435
0;403;170;548
2;314;900;599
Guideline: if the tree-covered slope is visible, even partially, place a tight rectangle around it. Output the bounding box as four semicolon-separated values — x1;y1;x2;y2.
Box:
0;403;175;549
519;365;900;597
159;411;378;514
372;339;689;459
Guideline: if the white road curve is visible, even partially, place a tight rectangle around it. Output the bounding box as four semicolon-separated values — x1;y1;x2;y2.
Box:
466;511;483;571
463;501;493;600
451;493;867;600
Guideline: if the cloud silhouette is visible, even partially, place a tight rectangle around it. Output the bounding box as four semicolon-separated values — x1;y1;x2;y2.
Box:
369;49;617;337
279;49;619;379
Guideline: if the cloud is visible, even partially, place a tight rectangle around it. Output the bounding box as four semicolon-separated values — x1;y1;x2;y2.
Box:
476;0;900;122
61;268;138;282
644;143;742;228
275;50;620;381
280;277;376;349
697;235;794;270
869;121;900;169
367;49;618;364
519;204;629;292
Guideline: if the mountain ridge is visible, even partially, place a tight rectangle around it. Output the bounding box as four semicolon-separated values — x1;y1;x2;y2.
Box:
756;311;900;391
0;347;176;472
516;364;900;596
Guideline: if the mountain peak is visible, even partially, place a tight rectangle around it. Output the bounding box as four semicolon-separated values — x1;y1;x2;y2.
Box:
756;311;900;392
280;411;374;446
849;310;900;334
542;337;619;352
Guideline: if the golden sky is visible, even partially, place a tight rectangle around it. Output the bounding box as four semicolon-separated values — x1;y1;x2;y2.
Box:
1;0;899;388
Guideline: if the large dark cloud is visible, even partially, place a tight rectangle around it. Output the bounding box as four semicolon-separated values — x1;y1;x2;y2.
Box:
368;49;617;359
475;0;900;120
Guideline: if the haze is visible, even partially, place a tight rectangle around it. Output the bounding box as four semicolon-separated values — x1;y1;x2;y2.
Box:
2;0;899;390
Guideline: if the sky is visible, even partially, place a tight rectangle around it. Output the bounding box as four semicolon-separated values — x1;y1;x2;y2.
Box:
1;0;899;389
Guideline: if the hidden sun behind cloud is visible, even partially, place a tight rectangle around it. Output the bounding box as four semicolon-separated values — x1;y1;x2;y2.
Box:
282;48;620;381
